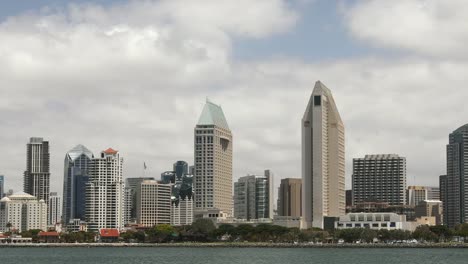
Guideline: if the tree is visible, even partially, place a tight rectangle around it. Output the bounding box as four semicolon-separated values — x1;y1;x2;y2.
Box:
360;228;377;243
147;224;176;243
429;225;452;242
413;225;437;242
336;228;362;243
189;219;216;241
454;223;468;242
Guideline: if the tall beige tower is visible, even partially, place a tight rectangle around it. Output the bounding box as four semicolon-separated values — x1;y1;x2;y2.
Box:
194;100;233;215
302;81;345;229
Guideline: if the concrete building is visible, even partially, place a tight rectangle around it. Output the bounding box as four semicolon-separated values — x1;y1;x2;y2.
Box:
123;177;155;225
0;192;47;233
427;187;440;201
352;154;406;206
415;200;443;225
407;186;428;206
86;148;124;231
346;190;353;207
62;145;93;225
23;137;50;203
302;81;345;229
439;175;448;225
233;170;274;220
442;124;468;227
194;100;233;216
0;175;4;198
277;178;302;217
48;192;61;225
136;180;171;227
335;212;419;231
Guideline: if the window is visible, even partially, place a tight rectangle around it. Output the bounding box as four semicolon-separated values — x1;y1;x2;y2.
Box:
314;95;321;106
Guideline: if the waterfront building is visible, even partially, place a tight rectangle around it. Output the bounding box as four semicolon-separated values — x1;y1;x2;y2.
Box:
352;154;406;206
335;212;419;231
0;175;4;198
302;81;345;229
124;177;155;224
194;100;233;216
86;148;124;231
415;200;443;225
441;124;468;227
48;192;61;225
62;144;94;225
23;137;50;203
0;192;47;233
277;178;302;217
136;180;172;227
234;170;274;220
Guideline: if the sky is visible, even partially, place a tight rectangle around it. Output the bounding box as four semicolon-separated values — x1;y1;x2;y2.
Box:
1;0;468;196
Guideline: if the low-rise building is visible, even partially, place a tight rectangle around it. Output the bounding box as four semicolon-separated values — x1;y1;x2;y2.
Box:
335;212;419;231
272;216;302;229
38;231;60;243
98;228;119;243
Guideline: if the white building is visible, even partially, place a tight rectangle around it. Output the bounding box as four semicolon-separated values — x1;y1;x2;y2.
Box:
0;192;47;233
302;81;345;229
137;180;171;227
194;100;233;216
234;170;274;220
86;148;124;231
335;212;419;231
48;192;61;226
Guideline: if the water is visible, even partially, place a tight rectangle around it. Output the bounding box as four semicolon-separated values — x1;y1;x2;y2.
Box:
0;247;467;264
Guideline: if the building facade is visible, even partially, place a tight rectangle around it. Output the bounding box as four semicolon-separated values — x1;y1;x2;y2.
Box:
0;192;47;233
0;175;4;198
302;81;345;229
335;212;419;231
136;180;171;227
62;145;94;225
407;186;427;206
442;124;468;227
86;148;124;231
277;178;302;217
23;137;50;203
194;100;233;216
48;192;61;226
415;200;443;225
124;177;155;225
352;154;407;206
234;170;274;220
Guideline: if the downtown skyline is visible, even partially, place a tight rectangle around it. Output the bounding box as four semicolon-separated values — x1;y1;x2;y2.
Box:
2;0;468;195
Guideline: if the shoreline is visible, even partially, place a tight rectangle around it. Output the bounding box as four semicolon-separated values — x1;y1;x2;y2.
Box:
1;242;467;248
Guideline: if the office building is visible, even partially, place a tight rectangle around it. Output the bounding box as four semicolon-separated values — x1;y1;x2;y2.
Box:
352;154;406;206
234;170;274;220
407;186;427;206
48;192;61;225
415;200;443;225
277;178;302;217
427;187;440;201
439;175;448;225
136;180;172;227
0;175;4;198
442;124;468;227
62;144;94;225
194;100;233;215
23;137;50;203
346;190;353;207
86;148;124;231
124;177;155;224
302;81;345;229
0;192;47;233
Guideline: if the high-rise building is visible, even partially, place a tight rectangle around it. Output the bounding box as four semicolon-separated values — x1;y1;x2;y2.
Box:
124;177;155;224
234;170;274;220
0;192;47;233
0;175;4;198
415;200;443;225
48;192;61;225
352;154;406;206
62;145;94;225
86;148;124;231
346;190;353;207
407;186;428;207
23;137;50;203
439;175;448;226
194;100;233;215
174;161;189;179
442;124;468;227
427;187;440;201
277;178;302;217
302;81;345;229
136;180;172;227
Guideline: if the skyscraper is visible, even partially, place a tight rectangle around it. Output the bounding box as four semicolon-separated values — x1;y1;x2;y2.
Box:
302;81;345;229
48;192;61;225
62;144;94;225
194;100;233;215
234;170;274;220
86;148;124;231
23;137;50;203
0;175;4;198
353;154;406;206
442;124;468;227
136;180;172;227
407;186;428;206
277;178;302;217
124;177;155;225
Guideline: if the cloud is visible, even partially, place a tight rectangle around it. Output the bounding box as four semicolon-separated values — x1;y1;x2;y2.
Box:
345;0;468;58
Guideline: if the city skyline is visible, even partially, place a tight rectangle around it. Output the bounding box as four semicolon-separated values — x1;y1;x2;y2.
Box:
2;0;468;196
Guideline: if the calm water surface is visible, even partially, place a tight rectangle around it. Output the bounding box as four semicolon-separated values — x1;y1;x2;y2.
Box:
0;247;467;264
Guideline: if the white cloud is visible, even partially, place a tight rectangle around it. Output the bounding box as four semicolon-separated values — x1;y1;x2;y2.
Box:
345;0;468;58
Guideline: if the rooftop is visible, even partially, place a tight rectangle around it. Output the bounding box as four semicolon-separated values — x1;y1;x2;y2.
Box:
103;148;118;155
197;99;230;130
67;144;94;161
